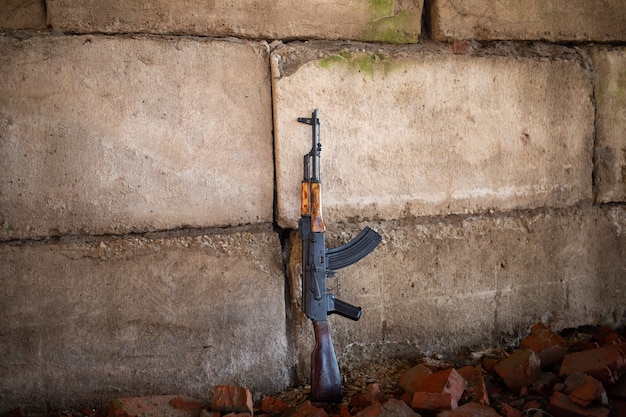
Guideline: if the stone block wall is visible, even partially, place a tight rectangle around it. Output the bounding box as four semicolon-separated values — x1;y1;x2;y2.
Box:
0;0;625;411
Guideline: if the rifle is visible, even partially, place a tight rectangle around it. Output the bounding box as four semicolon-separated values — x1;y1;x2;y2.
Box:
298;109;382;402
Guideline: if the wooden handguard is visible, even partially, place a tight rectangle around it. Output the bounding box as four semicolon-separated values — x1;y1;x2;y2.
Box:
301;181;310;217
310;182;325;233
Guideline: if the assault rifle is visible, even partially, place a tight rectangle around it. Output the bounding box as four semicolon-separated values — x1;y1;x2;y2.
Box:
298;109;382;402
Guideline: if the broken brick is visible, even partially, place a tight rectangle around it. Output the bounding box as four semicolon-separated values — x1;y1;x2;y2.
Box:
354;399;419;417
559;343;626;384
519;322;568;368
492;349;541;394
349;383;384;411
437;402;500;417
398;364;432;393
411;392;457;414
457;366;489;405
108;395;202;417
260;397;291;416
498;404;521;417
547;392;610;417
528;371;559;396
353;403;382;417
564;373;608;407
379;399;420;417
211;386;254;416
593;326;624;346
418;368;467;402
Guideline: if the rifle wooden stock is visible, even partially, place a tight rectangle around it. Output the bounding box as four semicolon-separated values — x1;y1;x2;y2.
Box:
310;320;342;402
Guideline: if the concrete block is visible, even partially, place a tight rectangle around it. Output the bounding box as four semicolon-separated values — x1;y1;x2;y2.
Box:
286;205;625;375
0;0;47;30
589;47;626;203
0;226;291;411
0;35;273;240
46;0;422;43
272;42;593;228
430;0;626;42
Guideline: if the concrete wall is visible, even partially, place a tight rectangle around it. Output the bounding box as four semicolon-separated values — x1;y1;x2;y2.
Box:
1;0;625;411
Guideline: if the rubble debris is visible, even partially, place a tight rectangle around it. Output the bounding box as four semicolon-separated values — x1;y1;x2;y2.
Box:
108;395;202;417
211;386;254;416
4;323;626;417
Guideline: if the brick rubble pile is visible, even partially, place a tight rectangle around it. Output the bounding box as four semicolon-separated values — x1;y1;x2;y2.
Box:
3;323;625;417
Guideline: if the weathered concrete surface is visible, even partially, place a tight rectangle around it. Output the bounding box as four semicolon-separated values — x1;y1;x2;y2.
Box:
430;0;626;42
0;226;292;411
0;0;47;30
589;47;626;204
287;205;626;382
272;42;594;229
46;0;423;43
0;35;273;240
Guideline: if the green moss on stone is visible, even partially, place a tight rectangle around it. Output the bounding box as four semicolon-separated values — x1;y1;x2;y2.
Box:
369;0;394;20
319;51;396;78
361;10;421;44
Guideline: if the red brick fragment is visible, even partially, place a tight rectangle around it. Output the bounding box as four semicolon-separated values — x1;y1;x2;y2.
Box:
492;349;541;394
353;402;382;417
528;371;559;396
519;322;568;368
547;392;610;417
559;343;626;384
457;366;489;405
260;397;291;416
284;402;327;417
212;386;254;416
452;41;471;54
338;405;351;417
563;373;608;407
480;357;499;375
398;364;432;393
349;383;384;411
418;368;467;402
380;399;420;417
411;392;457;413
354;399;419;417
499;403;521;417
437;402;500;417
108;395;202;417
593;326;624;345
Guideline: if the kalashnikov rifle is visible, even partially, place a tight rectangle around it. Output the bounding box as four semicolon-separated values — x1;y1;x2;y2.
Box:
298;109;382;402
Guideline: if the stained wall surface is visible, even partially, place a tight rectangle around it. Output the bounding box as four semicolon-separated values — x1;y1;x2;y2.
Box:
0;0;624;411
